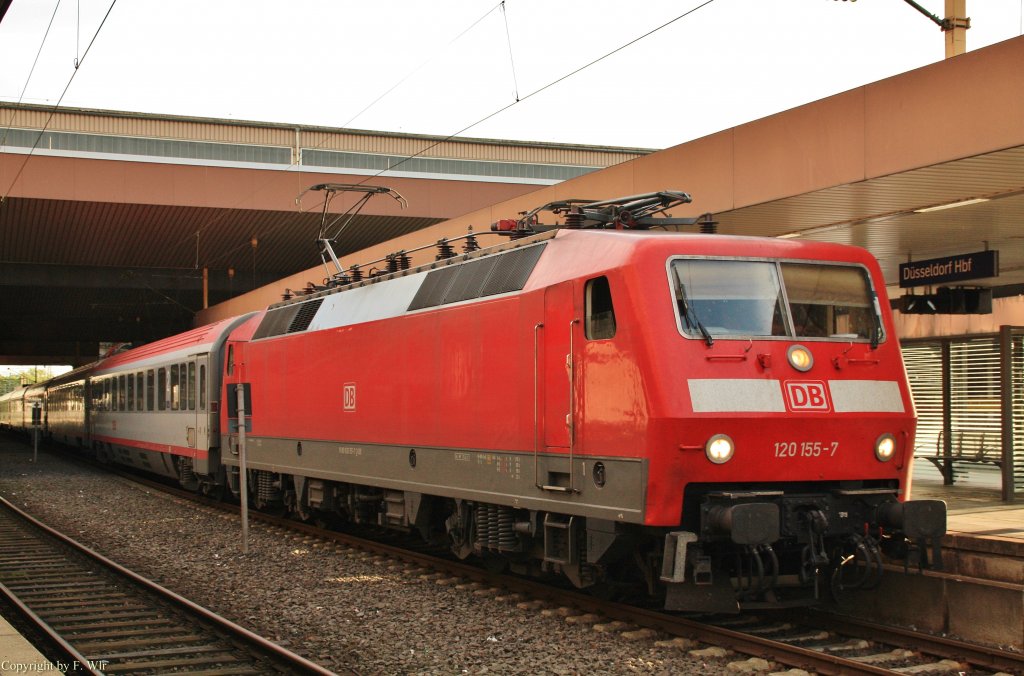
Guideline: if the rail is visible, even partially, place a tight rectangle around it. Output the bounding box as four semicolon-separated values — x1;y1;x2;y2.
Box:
0;495;334;675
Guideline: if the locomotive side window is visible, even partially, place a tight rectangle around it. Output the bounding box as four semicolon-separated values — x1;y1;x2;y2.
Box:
158;368;167;410
585;276;617;340
146;370;155;411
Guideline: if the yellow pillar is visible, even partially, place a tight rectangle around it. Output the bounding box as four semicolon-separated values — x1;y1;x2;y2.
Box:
944;0;969;58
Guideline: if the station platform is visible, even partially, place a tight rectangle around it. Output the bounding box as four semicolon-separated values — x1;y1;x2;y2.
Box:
912;476;1024;547
0;615;54;675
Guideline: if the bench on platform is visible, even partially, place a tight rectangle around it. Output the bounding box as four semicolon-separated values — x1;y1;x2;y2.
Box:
914;430;1004;484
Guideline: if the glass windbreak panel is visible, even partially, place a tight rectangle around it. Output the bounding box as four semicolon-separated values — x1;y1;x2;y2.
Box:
780;263;877;340
671;260;786;338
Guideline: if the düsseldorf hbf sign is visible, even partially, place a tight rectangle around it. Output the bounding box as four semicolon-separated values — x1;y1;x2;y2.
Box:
899;250;998;288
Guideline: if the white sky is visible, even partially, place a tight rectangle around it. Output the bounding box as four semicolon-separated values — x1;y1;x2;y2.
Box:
1;0;1022;149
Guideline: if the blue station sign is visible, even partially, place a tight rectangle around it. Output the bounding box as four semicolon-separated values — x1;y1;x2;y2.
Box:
899;250;998;288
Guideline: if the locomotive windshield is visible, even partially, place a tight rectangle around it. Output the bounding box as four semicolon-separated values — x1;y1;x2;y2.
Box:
670;259;882;342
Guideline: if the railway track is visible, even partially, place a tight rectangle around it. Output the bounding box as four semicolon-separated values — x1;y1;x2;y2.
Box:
0;495;335;675
114;469;1024;676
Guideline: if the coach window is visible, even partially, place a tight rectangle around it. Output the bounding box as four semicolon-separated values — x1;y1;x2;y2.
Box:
158;368;167;410
127;374;134;411
188;362;196;411
113;376;121;411
136;373;144;410
146;370;155;411
170;365;179;410
181;363;188;410
585;276;617;340
199;365;207;411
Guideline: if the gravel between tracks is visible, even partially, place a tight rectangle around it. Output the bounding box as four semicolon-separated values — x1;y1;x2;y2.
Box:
0;441;719;675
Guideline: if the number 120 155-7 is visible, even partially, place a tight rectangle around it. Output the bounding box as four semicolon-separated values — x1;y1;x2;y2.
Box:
773;441;839;458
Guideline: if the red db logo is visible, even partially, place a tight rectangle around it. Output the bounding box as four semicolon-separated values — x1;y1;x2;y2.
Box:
343;383;357;412
784;381;831;412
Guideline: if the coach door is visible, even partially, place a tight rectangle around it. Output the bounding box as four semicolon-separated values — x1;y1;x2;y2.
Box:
540;281;581;492
194;355;210;452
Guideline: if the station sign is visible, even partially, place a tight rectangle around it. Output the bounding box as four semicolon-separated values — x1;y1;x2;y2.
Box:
899;250;998;288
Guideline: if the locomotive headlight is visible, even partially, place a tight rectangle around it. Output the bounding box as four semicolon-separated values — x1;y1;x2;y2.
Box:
875;433;897;462
705;434;735;464
787;345;813;372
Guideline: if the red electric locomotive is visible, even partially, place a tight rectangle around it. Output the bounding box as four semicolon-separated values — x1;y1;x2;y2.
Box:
11;190;945;611
215;190;944;611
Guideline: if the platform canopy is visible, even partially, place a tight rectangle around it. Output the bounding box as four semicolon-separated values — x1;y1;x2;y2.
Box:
0;105;647;365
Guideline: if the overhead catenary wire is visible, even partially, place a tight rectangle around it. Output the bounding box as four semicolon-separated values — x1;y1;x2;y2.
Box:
365;0;718;182
0;0;118;206
176;1;507;269
0;0;62;153
500;1;519;102
205;0;718;272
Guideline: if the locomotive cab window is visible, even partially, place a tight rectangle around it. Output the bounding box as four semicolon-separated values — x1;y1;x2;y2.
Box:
585;276;616;340
672;260;787;338
670;258;882;342
780;263;880;341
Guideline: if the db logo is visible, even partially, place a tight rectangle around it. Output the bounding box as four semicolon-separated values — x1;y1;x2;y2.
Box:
784;381;831;412
343;383;357;412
